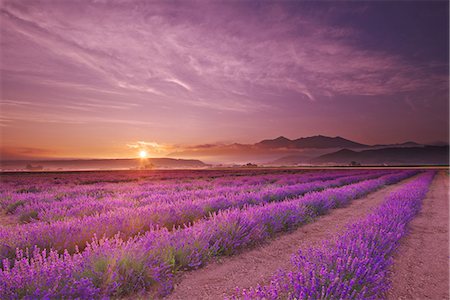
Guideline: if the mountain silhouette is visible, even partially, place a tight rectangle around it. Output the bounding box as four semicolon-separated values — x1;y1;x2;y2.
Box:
256;135;368;149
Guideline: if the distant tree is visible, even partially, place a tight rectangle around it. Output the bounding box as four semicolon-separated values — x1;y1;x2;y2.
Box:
139;163;155;170
244;163;258;168
144;163;155;170
349;161;361;166
25;164;43;171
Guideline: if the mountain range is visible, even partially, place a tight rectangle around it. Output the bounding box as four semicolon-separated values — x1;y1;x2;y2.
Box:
256;135;369;149
1;135;448;170
310;146;448;165
260;136;448;166
168;135;448;166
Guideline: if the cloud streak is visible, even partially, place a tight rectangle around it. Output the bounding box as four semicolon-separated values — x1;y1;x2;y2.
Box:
3;1;445;106
127;141;174;156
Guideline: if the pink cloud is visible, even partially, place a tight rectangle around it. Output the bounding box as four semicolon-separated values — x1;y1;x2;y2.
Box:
2;0;445;107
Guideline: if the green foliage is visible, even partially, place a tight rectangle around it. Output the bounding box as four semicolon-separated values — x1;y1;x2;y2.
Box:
19;210;39;223
6;201;25;214
83;250;160;297
15;186;40;194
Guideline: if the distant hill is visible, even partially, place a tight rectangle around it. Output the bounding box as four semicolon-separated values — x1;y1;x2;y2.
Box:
310;146;449;165
292;135;368;149
372;141;423;148
429;141;449;146
0;158;208;171
256;135;369;149
256;136;294;148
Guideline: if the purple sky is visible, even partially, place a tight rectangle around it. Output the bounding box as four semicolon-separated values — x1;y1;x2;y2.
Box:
1;0;448;159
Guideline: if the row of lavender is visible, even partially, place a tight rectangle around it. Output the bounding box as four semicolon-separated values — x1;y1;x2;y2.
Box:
1;170;374;223
0;170;418;298
1;171;300;218
240;171;435;299
0;170;393;258
1;169;296;187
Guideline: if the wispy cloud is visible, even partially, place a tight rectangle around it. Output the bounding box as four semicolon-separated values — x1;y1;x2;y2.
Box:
127;141;174;155
3;0;445;109
165;78;192;92
1;97;139;112
1;109;155;126
0;146;57;160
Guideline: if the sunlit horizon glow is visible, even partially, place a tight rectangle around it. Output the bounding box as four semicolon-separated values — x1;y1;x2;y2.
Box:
139;150;148;159
0;1;448;160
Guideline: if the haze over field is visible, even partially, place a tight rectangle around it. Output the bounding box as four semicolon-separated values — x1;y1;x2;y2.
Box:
0;0;449;164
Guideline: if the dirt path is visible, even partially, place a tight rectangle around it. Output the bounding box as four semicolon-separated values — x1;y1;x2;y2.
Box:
387;171;449;300
165;174;422;300
0;213;18;226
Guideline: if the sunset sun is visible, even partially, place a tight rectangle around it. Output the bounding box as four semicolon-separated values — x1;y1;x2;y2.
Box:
139;150;148;159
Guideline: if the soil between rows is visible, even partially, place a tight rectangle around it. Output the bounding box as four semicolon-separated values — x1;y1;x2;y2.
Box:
164;173;424;300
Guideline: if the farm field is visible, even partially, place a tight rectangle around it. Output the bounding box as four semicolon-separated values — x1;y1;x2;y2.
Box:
0;168;447;299
2;1;449;299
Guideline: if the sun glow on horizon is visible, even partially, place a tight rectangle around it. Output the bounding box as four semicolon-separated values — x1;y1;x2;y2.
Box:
139;150;148;159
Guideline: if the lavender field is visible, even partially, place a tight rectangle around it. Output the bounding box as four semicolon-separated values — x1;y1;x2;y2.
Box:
2;0;449;299
240;171;435;300
0;168;440;299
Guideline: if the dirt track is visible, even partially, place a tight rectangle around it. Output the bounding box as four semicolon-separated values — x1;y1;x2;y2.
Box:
387;171;449;300
165;174;423;300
